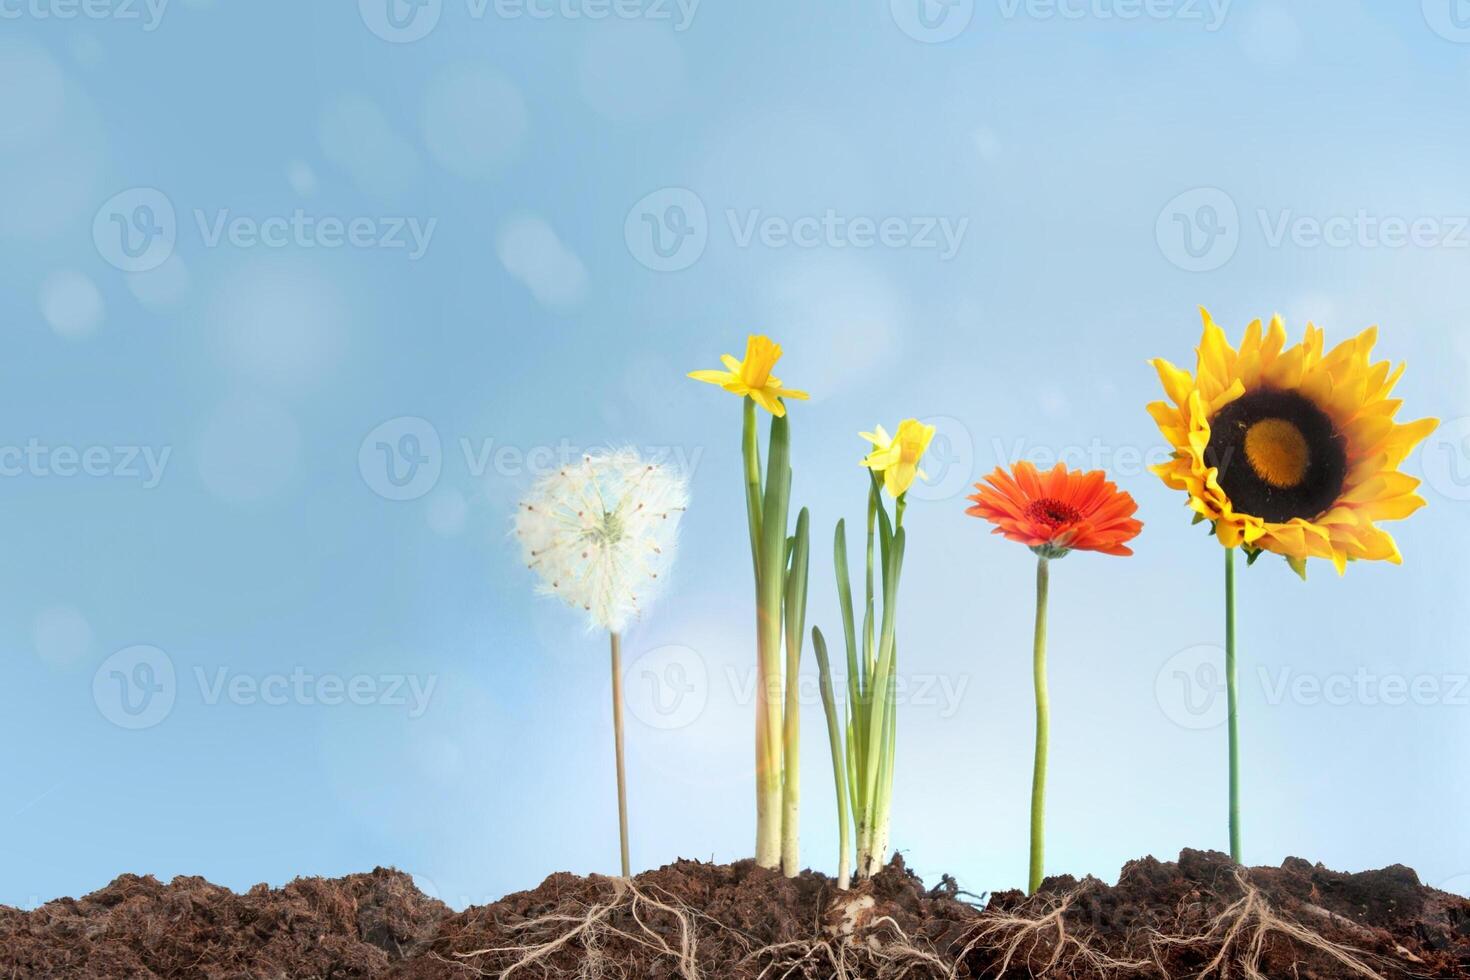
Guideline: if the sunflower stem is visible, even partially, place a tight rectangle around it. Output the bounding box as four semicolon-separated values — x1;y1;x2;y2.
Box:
1029;556;1050;896
610;631;630;878
1225;545;1241;864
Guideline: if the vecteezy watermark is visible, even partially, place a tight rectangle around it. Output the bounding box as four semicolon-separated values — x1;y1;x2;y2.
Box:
889;0;975;43
626;644;972;731
194;666;438;718
1156;644;1469;731
1422;0;1470;43
1420;417;1470;503
0;0;169;31
93;646;177;730
92;645;440;729
1156;187;1240;273
1257;210;1470;251
0;440;171;488
993;436;1174;479
907;416;976;502
358;0;699;43
93;188;436;272
996;0;1230;30
625;187;969;272
1157;187;1470;272
1257;667;1469;709
624;644;709;730
358;417;705;502
1155;644;1228;730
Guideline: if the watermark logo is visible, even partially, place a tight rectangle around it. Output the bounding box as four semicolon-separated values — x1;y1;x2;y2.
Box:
360;0;442;42
1258;210;1470;250
93;190;435;269
93;188;177;274
625;187;708;272
1156;644;1227;730
93;645;177;730
1;0;169;31
907;415;976;501
0;440;171;488
1159;187;1470;269
625;187;969;271
624;644;708;730
993;435;1174;478
1423;0;1470;42
1156;187;1239;272
890;0;973;42
1421;417;1470;502
996;0;1230;30
195;666;438;718
359;426;703;501
194;210;437;260
1259;667;1469;708
359;417;443;502
360;0;698;42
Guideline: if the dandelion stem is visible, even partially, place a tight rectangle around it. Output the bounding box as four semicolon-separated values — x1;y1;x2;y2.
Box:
1028;556;1050;896
1225;546;1241;864
610;631;630;878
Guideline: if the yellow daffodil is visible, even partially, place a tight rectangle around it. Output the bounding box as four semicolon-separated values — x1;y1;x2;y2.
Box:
860;419;936;498
688;334;810;417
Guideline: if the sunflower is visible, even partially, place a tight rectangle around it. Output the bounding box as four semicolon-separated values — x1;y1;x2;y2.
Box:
688;334;810;417
966;461;1143;559
1147;309;1437;576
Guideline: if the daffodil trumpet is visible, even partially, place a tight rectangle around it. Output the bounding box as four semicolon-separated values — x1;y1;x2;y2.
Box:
815;420;932;883
1147;309;1437;863
690;335;811;875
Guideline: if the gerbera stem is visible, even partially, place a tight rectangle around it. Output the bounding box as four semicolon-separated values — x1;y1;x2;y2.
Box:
1028;555;1050;896
1225;546;1241;864
610;631;630;878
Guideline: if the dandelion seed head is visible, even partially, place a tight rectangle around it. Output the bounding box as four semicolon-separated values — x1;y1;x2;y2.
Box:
514;448;689;633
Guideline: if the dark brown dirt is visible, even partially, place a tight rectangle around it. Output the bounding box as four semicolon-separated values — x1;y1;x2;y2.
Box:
3;850;1467;978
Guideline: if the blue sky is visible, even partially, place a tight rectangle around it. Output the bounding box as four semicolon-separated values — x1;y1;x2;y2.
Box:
2;0;1469;909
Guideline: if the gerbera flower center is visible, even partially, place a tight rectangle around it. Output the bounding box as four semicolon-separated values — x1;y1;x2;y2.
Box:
1206;388;1348;524
1024;497;1082;528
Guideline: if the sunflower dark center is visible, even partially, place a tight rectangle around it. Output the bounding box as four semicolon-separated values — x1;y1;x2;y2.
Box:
1025;497;1081;528
1206;388;1347;523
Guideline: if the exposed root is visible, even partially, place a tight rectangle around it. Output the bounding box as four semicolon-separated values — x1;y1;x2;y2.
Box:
951;888;1154;978
743;916;950;980
1148;870;1388;980
439;866;1418;980
450;876;712;979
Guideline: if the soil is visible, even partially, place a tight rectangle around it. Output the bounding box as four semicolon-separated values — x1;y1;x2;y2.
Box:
3;850;1467;978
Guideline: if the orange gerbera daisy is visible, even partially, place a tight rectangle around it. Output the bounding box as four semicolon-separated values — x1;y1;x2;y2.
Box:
966;461;1143;558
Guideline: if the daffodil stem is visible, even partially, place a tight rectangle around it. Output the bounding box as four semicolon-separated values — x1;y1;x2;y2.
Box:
812;626;850;890
755;412;791;870
1029;556;1050;896
1225;546;1241;864
610;631;630;878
